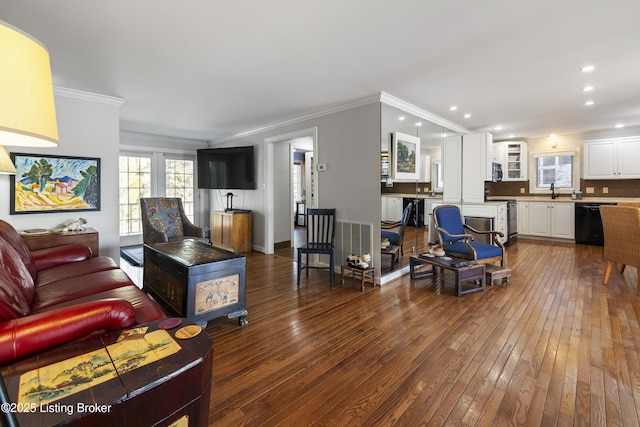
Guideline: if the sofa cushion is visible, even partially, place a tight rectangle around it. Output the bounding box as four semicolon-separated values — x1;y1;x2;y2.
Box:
147;198;184;238
30;269;135;312
0;268;30;321
35;256;119;287
35;286;167;324
0;237;34;308
0;220;36;280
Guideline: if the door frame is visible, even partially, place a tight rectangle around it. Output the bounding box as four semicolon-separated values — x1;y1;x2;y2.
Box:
264;127;318;254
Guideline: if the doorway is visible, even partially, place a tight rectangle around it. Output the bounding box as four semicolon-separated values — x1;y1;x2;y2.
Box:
264;127;318;255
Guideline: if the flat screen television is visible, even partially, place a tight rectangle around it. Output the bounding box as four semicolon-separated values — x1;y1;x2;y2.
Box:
197;146;256;190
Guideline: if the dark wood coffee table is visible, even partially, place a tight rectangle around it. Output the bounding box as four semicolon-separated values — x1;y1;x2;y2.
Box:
1;319;212;427
410;254;486;296
144;240;248;326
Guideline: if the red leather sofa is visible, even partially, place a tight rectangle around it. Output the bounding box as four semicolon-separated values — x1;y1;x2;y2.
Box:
0;220;166;364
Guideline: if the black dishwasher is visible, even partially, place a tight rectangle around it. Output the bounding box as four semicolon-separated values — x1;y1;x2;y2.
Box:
575;202;617;246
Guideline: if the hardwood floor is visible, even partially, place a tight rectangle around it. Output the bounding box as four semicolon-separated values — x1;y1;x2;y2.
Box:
124;238;640;426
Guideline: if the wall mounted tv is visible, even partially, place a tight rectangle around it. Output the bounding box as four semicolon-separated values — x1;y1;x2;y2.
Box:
197;146;256;190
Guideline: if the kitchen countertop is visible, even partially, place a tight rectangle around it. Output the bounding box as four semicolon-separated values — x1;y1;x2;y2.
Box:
382;193;640;203
487;196;640;203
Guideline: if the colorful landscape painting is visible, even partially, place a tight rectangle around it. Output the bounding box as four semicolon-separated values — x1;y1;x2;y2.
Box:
10;153;101;214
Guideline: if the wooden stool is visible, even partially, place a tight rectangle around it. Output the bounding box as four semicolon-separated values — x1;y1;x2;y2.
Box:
341;265;375;291
485;264;511;285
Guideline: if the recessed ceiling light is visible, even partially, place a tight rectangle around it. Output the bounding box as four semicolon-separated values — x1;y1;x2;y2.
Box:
508;134;515;139
450;106;457;111
398;116;405;121
464;113;471;119
582;86;594;92
494;125;503;131
585;100;595;106
441;132;448;137
581;65;595;72
615;123;625;128
416;122;422;127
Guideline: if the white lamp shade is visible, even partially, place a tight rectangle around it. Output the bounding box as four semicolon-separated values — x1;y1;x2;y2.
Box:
0;21;58;147
0;145;17;175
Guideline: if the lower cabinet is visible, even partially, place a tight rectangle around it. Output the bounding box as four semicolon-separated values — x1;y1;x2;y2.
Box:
210;211;252;253
525;202;574;240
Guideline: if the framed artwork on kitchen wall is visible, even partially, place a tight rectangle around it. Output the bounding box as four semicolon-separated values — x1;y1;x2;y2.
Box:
392;132;421;181
9;153;101;214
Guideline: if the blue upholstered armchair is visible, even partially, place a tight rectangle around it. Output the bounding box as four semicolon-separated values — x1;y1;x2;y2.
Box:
433;204;504;266
140;198;207;244
381;202;413;255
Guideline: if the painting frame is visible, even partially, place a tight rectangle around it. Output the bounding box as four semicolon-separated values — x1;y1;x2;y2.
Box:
9;153;101;214
392;132;421;181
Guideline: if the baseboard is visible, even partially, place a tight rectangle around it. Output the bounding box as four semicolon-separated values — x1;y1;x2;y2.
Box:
274;240;291;250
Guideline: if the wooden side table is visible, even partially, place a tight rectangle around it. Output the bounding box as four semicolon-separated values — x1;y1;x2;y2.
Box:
340;265;375;291
20;228;99;257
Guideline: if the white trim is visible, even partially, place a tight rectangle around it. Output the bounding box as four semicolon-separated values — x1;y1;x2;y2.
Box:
54;86;126;107
529;148;581;194
380;92;470;135
264;127;318;255
216;91;469;144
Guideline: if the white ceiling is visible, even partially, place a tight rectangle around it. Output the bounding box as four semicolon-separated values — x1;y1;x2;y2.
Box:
3;0;640;142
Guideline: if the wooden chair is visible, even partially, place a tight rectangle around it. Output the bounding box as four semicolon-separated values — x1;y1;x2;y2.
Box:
433;204;504;266
600;205;640;294
297;209;337;287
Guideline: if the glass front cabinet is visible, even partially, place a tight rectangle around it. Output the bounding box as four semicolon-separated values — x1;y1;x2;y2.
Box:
504;141;527;181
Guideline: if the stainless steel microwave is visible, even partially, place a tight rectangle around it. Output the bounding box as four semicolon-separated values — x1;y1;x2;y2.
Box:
491;162;503;182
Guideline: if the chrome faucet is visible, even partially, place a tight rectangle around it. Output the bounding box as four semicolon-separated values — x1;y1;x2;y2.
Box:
550;183;557;199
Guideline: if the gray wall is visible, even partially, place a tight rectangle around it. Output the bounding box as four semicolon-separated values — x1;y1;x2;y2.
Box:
210;102;382;262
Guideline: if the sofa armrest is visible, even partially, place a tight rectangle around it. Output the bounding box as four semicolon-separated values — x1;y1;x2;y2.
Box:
0;299;136;364
31;244;93;272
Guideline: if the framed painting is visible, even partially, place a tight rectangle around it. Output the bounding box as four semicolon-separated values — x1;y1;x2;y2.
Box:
392;132;421;181
10;153;101;214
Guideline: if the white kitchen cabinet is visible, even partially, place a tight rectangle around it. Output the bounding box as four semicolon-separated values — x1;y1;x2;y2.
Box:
443;135;462;203
550;203;575;239
462;132;492;203
583;137;640;179
526;201;574;240
381;196;403;222
517;201;530;235
502;141;527;181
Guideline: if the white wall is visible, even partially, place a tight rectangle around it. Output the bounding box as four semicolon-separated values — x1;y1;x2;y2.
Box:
0;87;124;262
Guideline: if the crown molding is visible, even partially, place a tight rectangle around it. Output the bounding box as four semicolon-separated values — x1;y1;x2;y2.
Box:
214;93;382;143
379;91;470;135
216;91;469;144
54;86;126;107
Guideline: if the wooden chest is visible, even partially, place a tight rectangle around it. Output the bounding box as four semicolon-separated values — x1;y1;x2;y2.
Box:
143;240;248;326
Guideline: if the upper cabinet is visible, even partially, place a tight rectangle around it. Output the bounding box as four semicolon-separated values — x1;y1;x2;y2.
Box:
583;137;640;179
502;141;527;181
462;132;492;203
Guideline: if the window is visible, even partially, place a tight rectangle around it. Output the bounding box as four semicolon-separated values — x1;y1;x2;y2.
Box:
119;155;151;236
165;158;195;221
531;150;579;193
432;160;443;191
119;153;197;238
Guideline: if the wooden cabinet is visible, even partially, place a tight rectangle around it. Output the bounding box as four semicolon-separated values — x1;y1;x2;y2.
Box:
526;202;574;240
21;228;99;257
583;137;640;179
210;211;252;253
